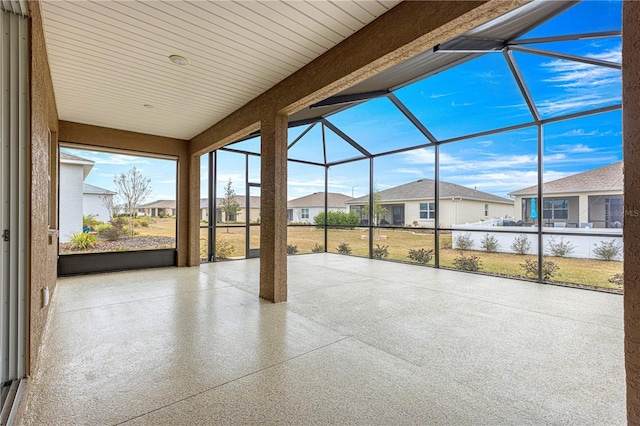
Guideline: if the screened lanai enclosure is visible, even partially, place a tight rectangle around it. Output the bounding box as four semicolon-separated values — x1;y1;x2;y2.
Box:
200;1;623;292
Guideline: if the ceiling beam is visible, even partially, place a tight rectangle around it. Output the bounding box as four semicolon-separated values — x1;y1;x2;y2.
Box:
189;0;529;156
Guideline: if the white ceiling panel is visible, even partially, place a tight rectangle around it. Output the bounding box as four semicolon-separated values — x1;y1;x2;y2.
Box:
40;0;400;140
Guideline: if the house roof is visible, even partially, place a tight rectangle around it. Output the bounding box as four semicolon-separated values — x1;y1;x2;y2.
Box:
83;183;116;195
60;151;94;179
199;196;261;209
138;200;176;209
287;192;353;209
508;162;623;196
347;179;513;205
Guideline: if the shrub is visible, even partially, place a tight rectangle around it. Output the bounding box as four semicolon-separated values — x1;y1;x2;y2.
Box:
337;242;352;255
408;248;433;264
453;252;482;271
82;214;99;230
480;234;499;252
98;220;127;241
593;240;622;261
311;243;325;253
287;244;298;255
520;259;559;281
215;239;235;259
511;234;531;255
140;220;149;227
70;232;96;249
546;237;575;257
314;210;360;229
372;244;389;259
609;273;623;287
94;223;112;233
453;232;474;250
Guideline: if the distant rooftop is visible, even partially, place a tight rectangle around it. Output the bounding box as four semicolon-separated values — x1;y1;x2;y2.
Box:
83;183;115;195
348;179;513;205
509;162;623;196
287;192;353;208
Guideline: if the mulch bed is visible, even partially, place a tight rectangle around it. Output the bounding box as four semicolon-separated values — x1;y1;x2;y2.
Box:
59;236;176;254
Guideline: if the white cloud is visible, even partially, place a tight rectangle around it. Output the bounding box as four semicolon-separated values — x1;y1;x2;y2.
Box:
429;92;452;99
536;45;621;116
546;143;595;154
395;168;425;176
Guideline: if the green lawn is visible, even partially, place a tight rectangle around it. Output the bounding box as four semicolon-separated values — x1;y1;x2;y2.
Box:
205;225;623;291
148;219;622;291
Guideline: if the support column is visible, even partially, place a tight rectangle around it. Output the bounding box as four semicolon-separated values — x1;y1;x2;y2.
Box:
259;113;288;303
624;1;640;423
187;153;202;266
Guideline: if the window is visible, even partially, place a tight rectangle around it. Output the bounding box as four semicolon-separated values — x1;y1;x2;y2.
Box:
543;199;569;220
419;203;435;219
484;204;489;217
301;208;309;219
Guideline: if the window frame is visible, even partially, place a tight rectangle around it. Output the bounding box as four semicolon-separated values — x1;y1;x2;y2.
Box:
419;202;435;219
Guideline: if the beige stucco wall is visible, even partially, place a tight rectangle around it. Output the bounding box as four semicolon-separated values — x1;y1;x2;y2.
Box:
58;121;197;267
437;199;513;228
623;1;640;422
28;0;60;377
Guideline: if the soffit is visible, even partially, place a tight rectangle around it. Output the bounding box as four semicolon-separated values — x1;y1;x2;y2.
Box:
289;1;573;124
40;0;400;140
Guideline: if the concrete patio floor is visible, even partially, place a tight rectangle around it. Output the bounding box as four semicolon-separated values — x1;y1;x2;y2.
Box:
19;253;625;425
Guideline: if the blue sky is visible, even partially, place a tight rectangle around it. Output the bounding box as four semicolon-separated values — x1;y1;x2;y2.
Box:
65;1;622;203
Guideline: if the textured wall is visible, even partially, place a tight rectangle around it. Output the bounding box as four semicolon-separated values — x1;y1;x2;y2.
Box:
58;121;196;266
28;0;60;375
624;1;640;423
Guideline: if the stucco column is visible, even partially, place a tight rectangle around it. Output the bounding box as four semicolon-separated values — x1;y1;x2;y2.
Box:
188;153;202;266
624;1;640;423
578;194;589;225
259;113;288;303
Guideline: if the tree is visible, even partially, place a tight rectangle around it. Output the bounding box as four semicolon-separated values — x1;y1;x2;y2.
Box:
113;167;152;236
100;194;115;221
220;179;241;232
363;191;387;226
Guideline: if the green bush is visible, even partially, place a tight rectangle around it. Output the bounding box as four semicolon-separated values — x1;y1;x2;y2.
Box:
337;242;352;255
480;234;499;252
140;220;149;227
70;232;96;249
520;259;559;280
546;237;575;257
314;210;360;229
453;233;474;250
98;219;127;241
287;244;299;255
311;243;325;253
593;240;622;261
511;234;531;255
453;252;482;271
372;244;389;259
215;239;235;260
82;214;99;230
408;248;433;264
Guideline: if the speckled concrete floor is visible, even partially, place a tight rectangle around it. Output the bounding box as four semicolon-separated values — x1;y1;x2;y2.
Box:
19;254;625;425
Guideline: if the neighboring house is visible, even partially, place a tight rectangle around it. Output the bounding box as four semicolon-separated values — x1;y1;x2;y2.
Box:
59;152;94;242
199;196;261;223
138;200;176;217
509;162;623;229
287;192;353;223
59;152;117;242
83;183;116;223
346;178;514;228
